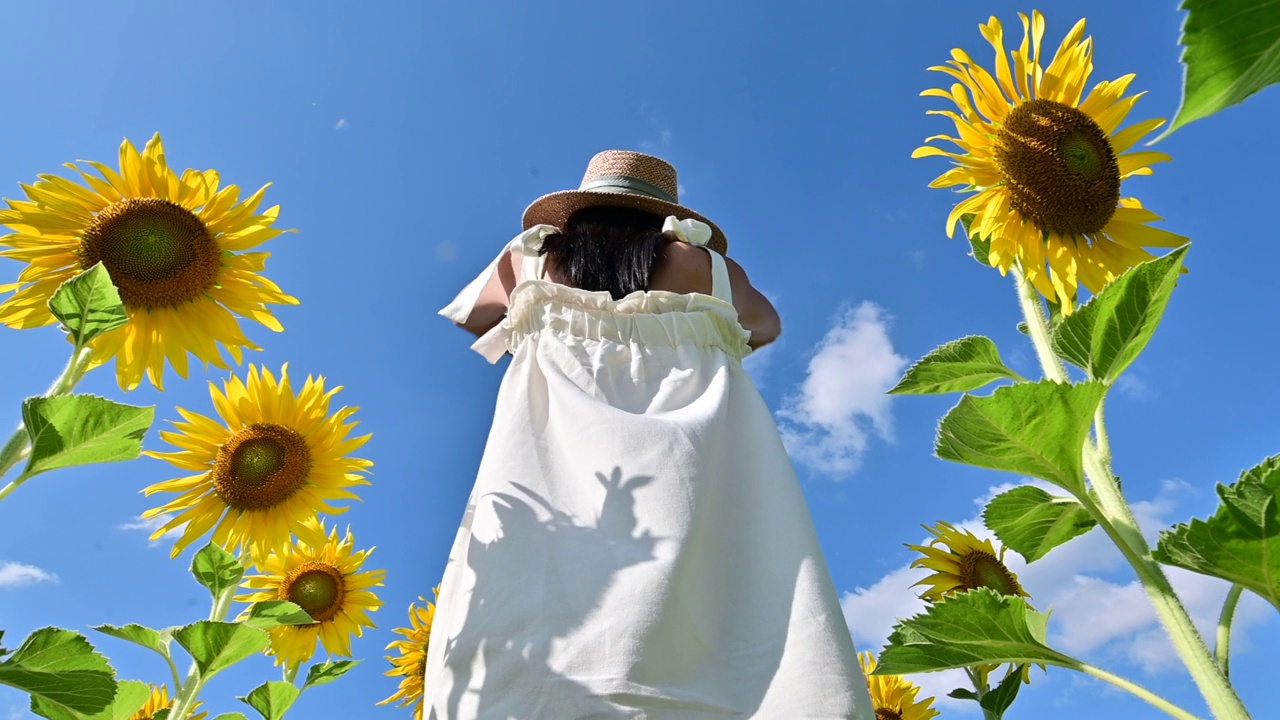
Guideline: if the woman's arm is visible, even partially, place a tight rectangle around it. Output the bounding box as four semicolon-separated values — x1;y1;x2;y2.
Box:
724;257;781;349
454;249;521;338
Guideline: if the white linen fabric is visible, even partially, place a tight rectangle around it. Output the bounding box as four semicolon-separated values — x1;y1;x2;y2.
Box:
429;222;873;719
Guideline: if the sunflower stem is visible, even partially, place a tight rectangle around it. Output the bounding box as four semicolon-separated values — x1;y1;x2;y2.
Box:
1216;584;1243;679
170;581;238;720
0;344;95;494
1011;266;1068;384
1071;662;1200;720
1013;271;1249;719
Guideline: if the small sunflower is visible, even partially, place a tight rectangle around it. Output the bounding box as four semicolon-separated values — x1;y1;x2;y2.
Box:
0;133;297;390
859;651;940;720
130;685;206;720
914;10;1186;311
237;520;384;668
142;364;371;560
378;587;440;720
908;521;1028;601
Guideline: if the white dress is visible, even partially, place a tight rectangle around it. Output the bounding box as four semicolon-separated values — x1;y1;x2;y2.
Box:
430;225;873;719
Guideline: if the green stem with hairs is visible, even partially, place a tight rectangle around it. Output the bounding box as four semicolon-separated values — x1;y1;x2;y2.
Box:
168;582;238;720
0;345;95;499
1216;584;1244;679
1012;267;1249;719
1071;661;1201;720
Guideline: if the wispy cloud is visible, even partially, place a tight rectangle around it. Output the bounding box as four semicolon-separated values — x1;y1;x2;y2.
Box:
0;561;58;589
777;302;907;477
841;478;1273;709
119;514;183;547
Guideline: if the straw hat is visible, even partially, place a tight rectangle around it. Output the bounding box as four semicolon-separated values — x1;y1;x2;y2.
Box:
522;150;728;254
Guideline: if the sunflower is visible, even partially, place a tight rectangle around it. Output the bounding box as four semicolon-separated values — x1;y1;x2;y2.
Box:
129;685;206;720
0;133;297;390
237;520;384;668
378;587;440;720
142;364;371;561
914;10;1186;311
908;521;1027;601
859;651;940;720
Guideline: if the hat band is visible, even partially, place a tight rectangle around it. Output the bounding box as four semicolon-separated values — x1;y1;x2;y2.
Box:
578;175;677;203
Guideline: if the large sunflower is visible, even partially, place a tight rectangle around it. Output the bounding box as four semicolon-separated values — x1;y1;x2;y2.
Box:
908;521;1027;601
0;133;297;390
914;10;1186;311
142;364;371;561
237;521;384;668
859;651;940;720
378;587;440;720
129;685;206;720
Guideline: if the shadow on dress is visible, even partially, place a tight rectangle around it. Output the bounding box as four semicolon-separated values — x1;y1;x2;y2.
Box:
439;467;658;719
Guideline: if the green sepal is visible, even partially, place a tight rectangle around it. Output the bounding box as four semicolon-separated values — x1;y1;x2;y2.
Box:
242;601;314;630
1051;246;1187;382
890;336;1020;395
172;621;269;680
47;263;128;347
91;624;171;663
983;485;1097;563
302;659;359;690
935;380;1105;495
875;589;1075;674
0;627;116;718
960;213;992;267
239;681;300;720
1153;454;1280;610
21;395;153;476
1158;0;1280;139
190;542;243;600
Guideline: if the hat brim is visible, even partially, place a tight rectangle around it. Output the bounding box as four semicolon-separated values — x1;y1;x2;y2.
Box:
522;189;728;255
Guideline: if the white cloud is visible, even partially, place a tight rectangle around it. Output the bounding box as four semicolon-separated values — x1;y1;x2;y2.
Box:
0;561;57;589
119;514;183;547
777;302;907;476
1114;373;1157;401
840;479;1274;707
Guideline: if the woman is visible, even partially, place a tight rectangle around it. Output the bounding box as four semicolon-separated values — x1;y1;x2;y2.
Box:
432;150;873;719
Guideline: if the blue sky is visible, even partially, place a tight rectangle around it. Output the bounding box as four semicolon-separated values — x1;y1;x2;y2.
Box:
0;1;1277;718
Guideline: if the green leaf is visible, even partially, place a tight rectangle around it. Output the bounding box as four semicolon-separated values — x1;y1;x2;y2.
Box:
239;681;300;720
301;659;359;690
212;715;252;720
935;380;1105;494
890;336;1020;395
74;679;150;720
1153;454;1280;610
242;601;314;630
1160;0;1280;138
983;485;1098;563
47;263;128;346
91;625;171;663
947;687;979;702
875;589;1076;674
190;542;244;599
960;213;992;267
980;665;1026;717
21;395;153;476
0;627;115;717
172;621;269;679
1051;247;1187;382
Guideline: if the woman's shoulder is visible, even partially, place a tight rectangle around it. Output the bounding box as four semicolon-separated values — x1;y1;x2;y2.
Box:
648;241;713;295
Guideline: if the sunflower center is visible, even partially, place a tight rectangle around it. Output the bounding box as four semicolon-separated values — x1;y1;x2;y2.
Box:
994;98;1121;237
79;197;220;309
281;561;346;622
959;550;1024;596
875;710;903;720
211;423;311;511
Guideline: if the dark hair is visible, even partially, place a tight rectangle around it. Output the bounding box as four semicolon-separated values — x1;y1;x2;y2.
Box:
538;206;668;299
